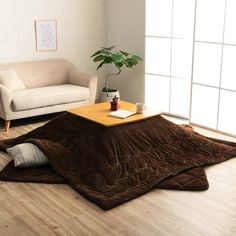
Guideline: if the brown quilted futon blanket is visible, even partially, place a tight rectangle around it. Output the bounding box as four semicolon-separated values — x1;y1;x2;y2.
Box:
0;113;236;210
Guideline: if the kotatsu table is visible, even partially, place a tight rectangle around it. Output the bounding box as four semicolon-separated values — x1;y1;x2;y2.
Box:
68;100;162;126
0;101;236;210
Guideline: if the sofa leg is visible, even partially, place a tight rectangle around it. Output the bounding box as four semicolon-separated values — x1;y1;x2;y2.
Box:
5;120;10;132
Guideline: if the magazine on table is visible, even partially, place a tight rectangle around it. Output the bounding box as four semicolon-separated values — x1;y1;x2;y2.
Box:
108;110;136;119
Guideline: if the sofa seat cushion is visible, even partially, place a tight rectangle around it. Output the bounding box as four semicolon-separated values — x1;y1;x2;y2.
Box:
12;84;89;111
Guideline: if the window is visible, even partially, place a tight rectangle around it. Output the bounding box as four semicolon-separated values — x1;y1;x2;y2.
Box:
191;0;236;135
145;0;236;136
145;0;195;117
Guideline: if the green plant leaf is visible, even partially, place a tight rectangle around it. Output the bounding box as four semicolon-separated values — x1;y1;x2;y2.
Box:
111;54;123;63
132;55;143;61
104;57;113;64
91;45;142;74
96;61;104;70
119;50;129;56
125;58;137;68
117;62;123;67
101;45;116;51
100;50;112;55
91;50;102;58
93;55;106;62
127;62;133;68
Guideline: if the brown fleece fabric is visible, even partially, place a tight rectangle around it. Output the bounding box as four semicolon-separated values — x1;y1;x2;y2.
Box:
0;113;236;210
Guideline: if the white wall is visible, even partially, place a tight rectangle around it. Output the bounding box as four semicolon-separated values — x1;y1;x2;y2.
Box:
0;0;146;102
106;0;145;103
0;0;106;92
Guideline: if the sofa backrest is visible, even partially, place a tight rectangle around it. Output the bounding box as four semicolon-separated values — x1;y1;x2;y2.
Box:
0;59;75;88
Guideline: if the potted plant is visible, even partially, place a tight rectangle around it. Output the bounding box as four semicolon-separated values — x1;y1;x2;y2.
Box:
91;45;142;102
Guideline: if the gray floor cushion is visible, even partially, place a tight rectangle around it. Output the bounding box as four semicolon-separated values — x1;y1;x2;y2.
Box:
7;143;49;168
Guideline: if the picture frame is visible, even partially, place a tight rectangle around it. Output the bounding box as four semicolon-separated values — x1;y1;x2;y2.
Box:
35;20;57;51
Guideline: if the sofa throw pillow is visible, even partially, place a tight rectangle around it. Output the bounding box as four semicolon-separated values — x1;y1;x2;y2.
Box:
7;143;49;168
0;68;25;91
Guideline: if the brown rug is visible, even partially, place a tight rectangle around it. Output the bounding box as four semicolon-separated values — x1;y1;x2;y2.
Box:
0;113;236;210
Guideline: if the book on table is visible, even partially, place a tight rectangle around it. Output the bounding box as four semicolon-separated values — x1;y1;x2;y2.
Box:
108;110;136;119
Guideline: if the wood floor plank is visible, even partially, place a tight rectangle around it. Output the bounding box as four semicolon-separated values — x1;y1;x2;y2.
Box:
0;116;236;236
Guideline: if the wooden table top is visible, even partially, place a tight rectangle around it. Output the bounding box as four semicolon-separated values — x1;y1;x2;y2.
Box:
68;101;162;127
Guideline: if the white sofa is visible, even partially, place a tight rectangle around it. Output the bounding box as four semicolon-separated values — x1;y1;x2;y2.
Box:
0;59;97;131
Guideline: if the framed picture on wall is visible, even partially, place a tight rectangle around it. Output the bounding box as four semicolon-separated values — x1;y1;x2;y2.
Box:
35;20;57;51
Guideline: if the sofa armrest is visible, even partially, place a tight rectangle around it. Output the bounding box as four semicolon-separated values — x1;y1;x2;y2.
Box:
0;84;12;119
69;69;97;104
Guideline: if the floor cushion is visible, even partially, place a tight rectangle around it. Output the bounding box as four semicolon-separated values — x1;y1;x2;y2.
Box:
7;143;49;168
11;84;89;111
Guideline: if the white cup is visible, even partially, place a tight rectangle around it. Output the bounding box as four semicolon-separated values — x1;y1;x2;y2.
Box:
136;102;146;114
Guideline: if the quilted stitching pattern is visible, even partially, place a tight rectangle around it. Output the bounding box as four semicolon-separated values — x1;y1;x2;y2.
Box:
0;113;236;209
158;168;209;190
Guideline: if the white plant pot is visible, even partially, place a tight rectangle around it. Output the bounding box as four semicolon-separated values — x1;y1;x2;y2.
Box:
99;90;120;102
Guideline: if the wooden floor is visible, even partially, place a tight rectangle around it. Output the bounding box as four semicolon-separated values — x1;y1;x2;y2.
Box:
0;115;236;236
